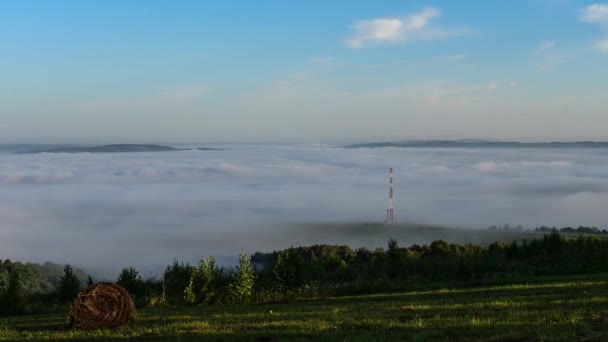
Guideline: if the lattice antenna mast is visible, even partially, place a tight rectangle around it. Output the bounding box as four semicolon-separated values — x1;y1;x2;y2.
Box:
385;168;394;225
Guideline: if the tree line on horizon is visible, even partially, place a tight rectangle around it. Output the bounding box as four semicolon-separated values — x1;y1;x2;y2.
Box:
488;224;607;233
2;231;608;315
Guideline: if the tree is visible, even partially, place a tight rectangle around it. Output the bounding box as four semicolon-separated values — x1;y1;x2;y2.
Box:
163;261;193;303
273;248;302;291
0;269;26;315
3;259;13;271
184;257;223;304
58;264;81;304
228;252;255;304
430;240;451;257
87;275;94;287
386;238;402;277
117;267;145;299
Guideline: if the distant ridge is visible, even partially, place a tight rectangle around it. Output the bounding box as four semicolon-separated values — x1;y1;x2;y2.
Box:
343;140;608;149
16;144;221;154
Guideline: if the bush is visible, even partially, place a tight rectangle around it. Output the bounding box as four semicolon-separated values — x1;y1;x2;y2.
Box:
147;294;168;307
184;257;223;305
228;252;255;304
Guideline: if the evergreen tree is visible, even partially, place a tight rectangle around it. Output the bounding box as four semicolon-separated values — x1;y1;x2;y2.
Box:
163;261;193;303
386;238;401;277
117;267;145;298
87;275;94;287
58;264;81;304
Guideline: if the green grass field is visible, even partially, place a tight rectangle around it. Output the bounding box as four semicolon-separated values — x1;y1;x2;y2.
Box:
2;274;607;341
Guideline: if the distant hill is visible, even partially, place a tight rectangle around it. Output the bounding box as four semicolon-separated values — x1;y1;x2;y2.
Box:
15;144;220;154
0;144;74;154
343;140;608;149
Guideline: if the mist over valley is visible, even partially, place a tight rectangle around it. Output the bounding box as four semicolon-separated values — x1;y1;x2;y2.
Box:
1;143;607;275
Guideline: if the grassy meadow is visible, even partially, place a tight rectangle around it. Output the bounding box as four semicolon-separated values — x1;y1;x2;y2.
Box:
2;273;607;341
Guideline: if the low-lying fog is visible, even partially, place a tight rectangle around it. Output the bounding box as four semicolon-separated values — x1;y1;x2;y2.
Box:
1;144;607;274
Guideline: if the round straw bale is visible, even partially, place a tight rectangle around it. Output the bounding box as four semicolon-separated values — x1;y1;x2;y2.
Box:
68;282;136;329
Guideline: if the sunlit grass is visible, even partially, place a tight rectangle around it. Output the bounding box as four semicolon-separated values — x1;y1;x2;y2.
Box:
2;274;608;341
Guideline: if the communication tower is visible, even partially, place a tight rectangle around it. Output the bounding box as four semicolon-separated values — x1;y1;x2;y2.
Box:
384;168;394;225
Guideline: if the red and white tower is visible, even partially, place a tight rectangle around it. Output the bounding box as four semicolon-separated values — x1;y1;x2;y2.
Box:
384;168;394;225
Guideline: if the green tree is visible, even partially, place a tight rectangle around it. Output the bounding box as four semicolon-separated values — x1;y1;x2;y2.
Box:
86;275;94;287
273;248;302;291
386;238;402;278
117;267;145;299
58;264;81;304
184;257;223;304
0;269;26;315
228;252;255;304
163;261;193;303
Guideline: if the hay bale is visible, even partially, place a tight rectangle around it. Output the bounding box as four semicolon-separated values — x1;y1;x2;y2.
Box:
68;282;136;329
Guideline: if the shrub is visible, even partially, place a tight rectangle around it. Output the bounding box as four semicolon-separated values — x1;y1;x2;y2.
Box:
184;257;223;305
147;294;168;307
228;252;255;304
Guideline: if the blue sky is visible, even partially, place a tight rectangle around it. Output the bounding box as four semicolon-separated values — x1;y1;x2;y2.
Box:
1;0;607;143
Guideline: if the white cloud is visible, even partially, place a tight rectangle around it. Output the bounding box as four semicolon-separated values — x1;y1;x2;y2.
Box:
428;165;452;174
535;40;556;54
538;58;565;71
475;161;498;172
531;0;577;10
580;4;608;25
597;39;608;52
311;56;335;64
1;171;74;184
346;8;463;48
424;81;501;105
444;54;469;61
69;83;211;115
533;40;565;71
152;83;210;104
535;43;568;71
580;4;608;52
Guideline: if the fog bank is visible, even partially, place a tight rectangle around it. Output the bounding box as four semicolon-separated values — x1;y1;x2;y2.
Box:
1;144;607;273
